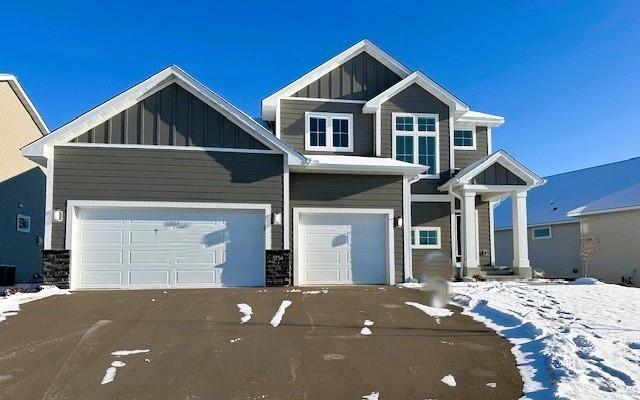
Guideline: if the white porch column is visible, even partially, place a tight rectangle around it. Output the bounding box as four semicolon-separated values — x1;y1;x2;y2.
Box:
462;191;479;275
511;191;531;276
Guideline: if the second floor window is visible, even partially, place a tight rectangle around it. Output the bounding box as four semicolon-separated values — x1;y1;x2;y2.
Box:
454;128;476;149
305;112;353;152
392;113;439;178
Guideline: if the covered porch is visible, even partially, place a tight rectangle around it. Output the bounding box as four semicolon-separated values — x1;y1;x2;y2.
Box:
439;151;545;278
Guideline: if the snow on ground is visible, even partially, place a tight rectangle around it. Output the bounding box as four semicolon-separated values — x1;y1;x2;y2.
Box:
0;286;70;323
237;303;253;324
451;280;640;400
361;392;379;399
404;301;453;324
360;327;372;336
270;300;292;327
440;374;457;387
111;349;150;356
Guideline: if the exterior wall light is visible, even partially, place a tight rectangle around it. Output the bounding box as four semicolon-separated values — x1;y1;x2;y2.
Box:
395;216;403;228
272;212;283;226
53;209;65;223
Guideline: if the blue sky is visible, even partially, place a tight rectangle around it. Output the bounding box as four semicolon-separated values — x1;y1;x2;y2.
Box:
2;1;638;176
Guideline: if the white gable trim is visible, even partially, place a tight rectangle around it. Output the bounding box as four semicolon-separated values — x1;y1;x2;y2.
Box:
362;71;469;115
261;40;411;121
0;74;49;135
438;150;545;191
21;66;306;166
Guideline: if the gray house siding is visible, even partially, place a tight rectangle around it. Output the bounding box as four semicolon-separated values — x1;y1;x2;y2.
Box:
293;52;401;100
279;99;374;156
289;173;404;283
472;163;526;185
0;167;45;280
454;126;488;169
495;222;581;278
476;200;492;267
380;84;451;194
51;146;284;250
411;202;452;279
73;83;268;150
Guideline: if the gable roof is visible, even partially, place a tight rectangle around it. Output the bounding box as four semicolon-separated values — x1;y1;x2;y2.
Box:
261;39;411;121
362;71;469;115
495;156;640;229
0;74;48;135
439;150;545;191
568;181;640;217
21;66;306;165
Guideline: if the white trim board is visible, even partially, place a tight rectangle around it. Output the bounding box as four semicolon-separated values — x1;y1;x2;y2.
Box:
411;194;452;202
292;207;395;286
58;142;280;154
21;66;306;166
262;39;411;121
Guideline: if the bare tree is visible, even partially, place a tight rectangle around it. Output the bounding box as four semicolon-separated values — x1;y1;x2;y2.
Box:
580;235;600;278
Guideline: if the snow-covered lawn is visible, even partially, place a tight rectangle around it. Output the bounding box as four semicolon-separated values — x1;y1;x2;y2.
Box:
0;286;70;323
451;280;640;400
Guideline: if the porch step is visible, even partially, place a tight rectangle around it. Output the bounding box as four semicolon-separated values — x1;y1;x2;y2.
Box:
481;267;515;276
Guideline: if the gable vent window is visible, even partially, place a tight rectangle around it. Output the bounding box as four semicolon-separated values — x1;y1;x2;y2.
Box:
305;112;353;152
392;113;439;178
454;128;476;150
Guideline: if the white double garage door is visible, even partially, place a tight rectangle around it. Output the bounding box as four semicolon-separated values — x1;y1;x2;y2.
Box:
69;202;392;289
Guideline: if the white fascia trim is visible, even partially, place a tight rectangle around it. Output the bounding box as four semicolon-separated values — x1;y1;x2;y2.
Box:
21;66;306;166
411;194;452;202
262;39;411;121
375;108;382;157
292;207;395;286
456;111;505;128
65;200;273;251
402;178;412;281
453;125;477;151
283;97;367;104
567;204;640;217
43;145;54;249
362;71;469;115
0;74;49;134
411;227;442;250
58;142;280;154
293;161;426;176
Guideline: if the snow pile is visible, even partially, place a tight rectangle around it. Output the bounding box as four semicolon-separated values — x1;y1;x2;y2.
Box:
570;277;602;285
0;285;70;323
451;281;640;399
441;374;456;387
404;301;453;324
270;300;292;327
362;392;379;399
111;349;150;356
237;303;253;324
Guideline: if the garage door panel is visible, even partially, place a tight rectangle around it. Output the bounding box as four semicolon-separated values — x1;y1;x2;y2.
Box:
306;268;342;282
74;206;266;289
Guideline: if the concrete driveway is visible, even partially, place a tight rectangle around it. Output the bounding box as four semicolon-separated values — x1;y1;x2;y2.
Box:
0;287;522;399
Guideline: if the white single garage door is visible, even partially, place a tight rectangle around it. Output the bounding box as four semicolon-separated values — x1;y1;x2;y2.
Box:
73;207;266;289
297;212;390;285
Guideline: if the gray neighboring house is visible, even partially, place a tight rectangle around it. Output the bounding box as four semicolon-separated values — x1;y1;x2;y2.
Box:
0;74;49;282
22;40;544;290
495;157;640;280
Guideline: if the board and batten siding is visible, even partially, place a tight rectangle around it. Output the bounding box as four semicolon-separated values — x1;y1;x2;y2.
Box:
73;83;268;150
52;147;283;249
380;84;451;195
289;173;404;282
476;200;492;267
411;202;452;279
454;126;489;169
472;163;526;186
279;99;374;156
293;52;401;101
580;210;640;286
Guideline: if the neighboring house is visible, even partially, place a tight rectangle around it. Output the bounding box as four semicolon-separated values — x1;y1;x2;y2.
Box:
22;40;543;290
495;157;640;280
567;182;640;286
0;74;49;282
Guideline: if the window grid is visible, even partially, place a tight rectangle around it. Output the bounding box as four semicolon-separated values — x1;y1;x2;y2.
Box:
454;130;474;147
411;227;441;249
305;112;353;152
393;113;439;178
332;118;349;148
309;117;327;147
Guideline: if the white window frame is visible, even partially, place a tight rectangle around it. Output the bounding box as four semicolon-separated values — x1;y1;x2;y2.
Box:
411;226;441;249
17;214;31;233
392;112;440;179
304;112;353;152
453;125;477;150
532;226;552;240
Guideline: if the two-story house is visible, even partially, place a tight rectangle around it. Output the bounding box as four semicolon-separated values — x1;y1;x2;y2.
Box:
22;40;544;290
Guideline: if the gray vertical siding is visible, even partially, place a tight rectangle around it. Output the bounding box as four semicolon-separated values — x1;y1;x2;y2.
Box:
411;202;452;279
380;84;451;194
289;173;405;283
473;163;526;185
293;52;401;100
454;126;489;169
476;200;492;267
496;222;581;279
279;99;374;156
73;83;268;150
52;147;283;250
